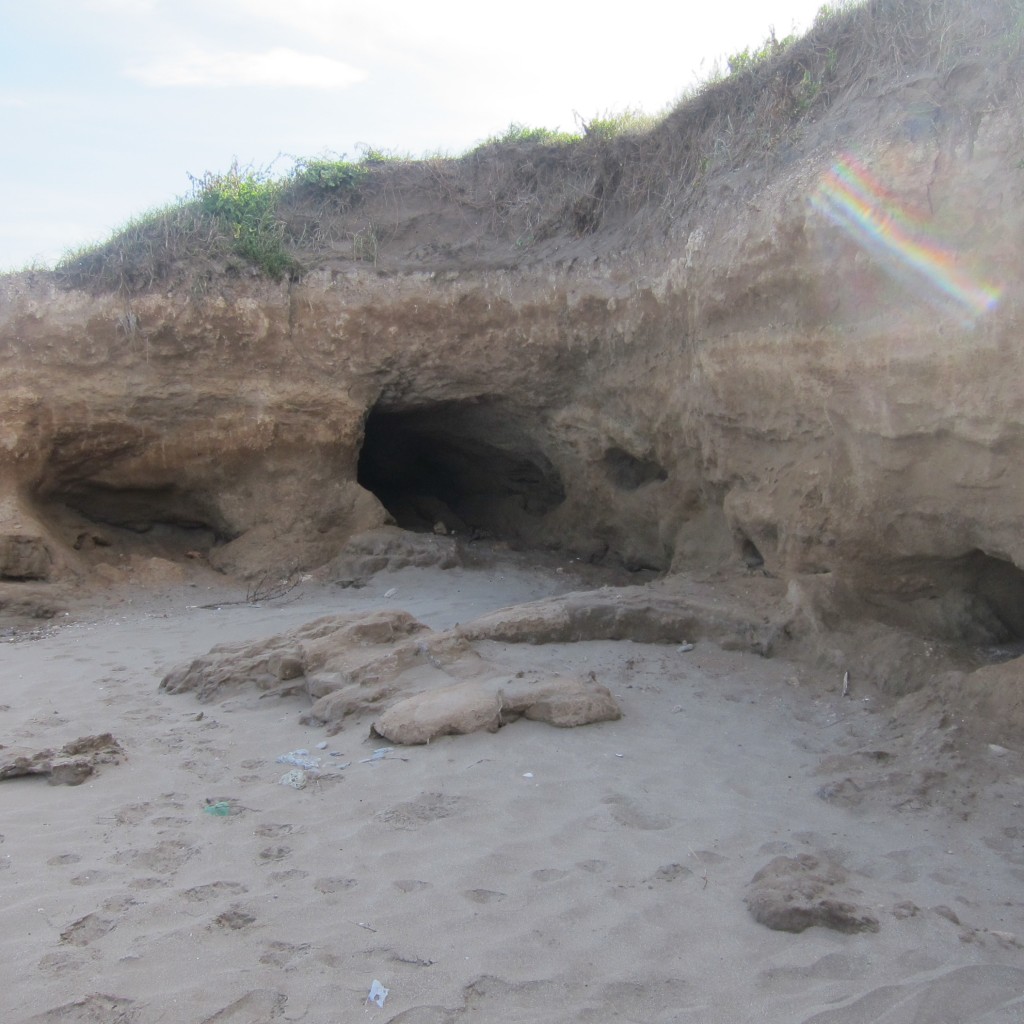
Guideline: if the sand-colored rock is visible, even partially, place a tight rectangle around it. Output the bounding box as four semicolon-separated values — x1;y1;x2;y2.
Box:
456;580;783;653
373;670;621;745
160;607;621;742
745;853;880;935
0;733;124;786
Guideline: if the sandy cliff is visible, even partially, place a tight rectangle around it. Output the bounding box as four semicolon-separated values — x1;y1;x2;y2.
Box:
2;0;1022;678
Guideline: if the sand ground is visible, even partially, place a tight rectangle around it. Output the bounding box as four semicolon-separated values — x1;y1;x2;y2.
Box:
2;558;1023;1023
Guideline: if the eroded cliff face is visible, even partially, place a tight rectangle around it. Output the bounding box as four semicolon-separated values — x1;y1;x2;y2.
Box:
2;2;1023;664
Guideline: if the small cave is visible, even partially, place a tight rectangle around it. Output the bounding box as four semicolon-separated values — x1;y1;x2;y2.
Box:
874;549;1024;655
357;400;565;540
33;481;225;562
733;532;765;569
958;550;1024;654
601;447;668;491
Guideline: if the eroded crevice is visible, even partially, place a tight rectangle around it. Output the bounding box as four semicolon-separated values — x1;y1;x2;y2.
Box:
357;399;565;541
601;447;668;490
739;536;766;569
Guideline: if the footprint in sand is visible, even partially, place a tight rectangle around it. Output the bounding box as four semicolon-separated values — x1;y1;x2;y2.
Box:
101;896;138;914
257;845;292;863
128;876;169;891
693;849;727;865
37;950;94;977
111;803;152;826
258;941;311;967
394;879;433;893
650;863;694;883
198;990;286;1023
576;859;609;874
183;881;249;902
26;993;138;1023
268;869;308;883
313;877;357;894
252;823;299;838
214;907;257;930
378;792;461;831
47;853;82;867
601;793;672;831
150;815;191;829
531;868;569;883
111;839;198;873
70;870;113;887
464;888;506;904
60;913;116;947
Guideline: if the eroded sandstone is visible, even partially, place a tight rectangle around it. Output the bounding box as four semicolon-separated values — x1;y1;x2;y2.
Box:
159;606;622;743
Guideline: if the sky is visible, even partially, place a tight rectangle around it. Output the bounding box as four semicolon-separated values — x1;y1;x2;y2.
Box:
0;0;831;271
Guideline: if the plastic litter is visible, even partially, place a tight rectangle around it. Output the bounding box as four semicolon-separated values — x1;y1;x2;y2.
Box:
279;769;307;789
203;801;231;816
677;642;695;653
522;772;534;779
276;749;320;770
383;587;398;599
367;980;389;1008
315;741;329;750
360;747;394;763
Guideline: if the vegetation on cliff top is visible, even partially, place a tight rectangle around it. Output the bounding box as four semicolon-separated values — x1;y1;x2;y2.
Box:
52;0;1023;295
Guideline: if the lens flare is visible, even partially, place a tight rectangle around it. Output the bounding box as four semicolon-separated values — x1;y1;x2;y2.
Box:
810;154;1001;321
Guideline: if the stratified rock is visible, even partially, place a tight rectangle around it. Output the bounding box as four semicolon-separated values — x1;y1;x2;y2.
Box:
745;854;880;934
321;526;462;582
160;609;430;703
160;609;621;742
456;583;782;654
0;733;124;786
0;534;52;580
372;670;621;745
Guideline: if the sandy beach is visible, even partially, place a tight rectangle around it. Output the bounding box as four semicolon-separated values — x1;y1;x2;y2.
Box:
2;554;1023;1024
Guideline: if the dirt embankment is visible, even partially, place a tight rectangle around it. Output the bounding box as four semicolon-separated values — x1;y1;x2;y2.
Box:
1;0;1022;720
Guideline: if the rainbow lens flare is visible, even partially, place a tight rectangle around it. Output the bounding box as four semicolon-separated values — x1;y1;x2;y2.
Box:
810;154;1001;322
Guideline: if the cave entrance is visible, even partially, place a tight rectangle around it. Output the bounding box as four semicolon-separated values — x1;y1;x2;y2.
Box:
357;400;565;541
873;549;1024;657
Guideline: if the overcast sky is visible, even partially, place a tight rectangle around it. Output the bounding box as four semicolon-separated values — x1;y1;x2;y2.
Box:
1;0;830;271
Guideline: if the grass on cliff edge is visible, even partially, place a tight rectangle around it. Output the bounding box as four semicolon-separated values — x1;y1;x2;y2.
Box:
52;0;1022;293
53;108;669;291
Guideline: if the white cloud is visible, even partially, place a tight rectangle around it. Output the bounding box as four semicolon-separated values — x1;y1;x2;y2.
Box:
126;47;366;88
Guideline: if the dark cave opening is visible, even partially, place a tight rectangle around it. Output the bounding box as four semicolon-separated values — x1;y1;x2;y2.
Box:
601;447;668;491
872;549;1024;654
357;400;565;539
33;481;227;562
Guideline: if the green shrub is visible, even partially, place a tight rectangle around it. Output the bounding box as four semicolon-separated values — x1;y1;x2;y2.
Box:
579;108;660;140
726;28;797;75
479;122;581;148
291;157;367;191
190;162;297;279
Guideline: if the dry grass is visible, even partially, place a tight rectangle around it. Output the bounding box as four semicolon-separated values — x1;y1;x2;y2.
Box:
52;0;1024;296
